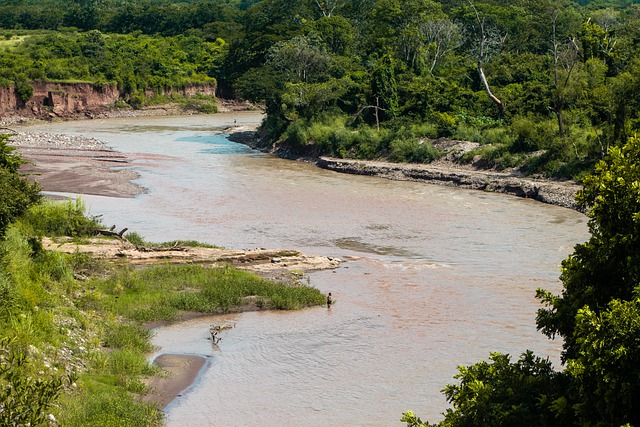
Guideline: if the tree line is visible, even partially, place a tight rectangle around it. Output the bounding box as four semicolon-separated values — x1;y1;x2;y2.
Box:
2;0;640;178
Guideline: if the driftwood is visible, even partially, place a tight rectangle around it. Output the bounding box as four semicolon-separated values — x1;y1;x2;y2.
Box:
135;241;189;252
96;225;192;253
96;226;129;240
209;322;235;345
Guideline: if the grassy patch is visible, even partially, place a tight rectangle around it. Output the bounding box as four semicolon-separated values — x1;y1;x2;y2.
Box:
1;200;326;426
82;263;325;322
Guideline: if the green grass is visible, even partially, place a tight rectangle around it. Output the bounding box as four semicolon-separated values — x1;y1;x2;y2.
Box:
125;231;222;249
1;201;326;426
82;263;325;322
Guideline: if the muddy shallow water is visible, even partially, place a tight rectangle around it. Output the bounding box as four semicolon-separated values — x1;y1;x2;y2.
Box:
22;113;589;426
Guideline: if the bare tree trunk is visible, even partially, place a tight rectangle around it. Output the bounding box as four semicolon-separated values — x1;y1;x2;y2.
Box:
468;0;504;118
374;95;380;130
478;62;504;116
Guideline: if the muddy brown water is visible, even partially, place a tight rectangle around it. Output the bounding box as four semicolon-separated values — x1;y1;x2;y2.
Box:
22;113;589;426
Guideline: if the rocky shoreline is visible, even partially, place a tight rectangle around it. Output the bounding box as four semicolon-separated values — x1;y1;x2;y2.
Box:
316;157;582;211
228;131;583;212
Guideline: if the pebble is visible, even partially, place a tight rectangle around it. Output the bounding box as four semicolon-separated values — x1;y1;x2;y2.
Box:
8;132;112;151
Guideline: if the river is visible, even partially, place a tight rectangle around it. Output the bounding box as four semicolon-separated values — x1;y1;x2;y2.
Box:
23;112;589;426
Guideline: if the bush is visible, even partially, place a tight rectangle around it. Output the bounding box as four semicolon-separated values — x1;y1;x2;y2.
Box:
285;120;309;147
14;78;34;102
431;112;458;137
389;138;438;163
124;231;145;246
20;198;102;237
103;324;153;353
509;117;556;153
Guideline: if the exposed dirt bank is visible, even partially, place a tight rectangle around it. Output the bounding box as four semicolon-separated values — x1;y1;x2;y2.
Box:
229;131;583;212
317;157;581;211
0;82;218;124
43;236;342;274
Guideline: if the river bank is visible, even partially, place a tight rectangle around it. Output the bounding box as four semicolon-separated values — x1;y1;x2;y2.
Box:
229;130;582;212
8;108;262;198
316;157;581;211
6;105;582;211
42;233;341;412
5;111;590;424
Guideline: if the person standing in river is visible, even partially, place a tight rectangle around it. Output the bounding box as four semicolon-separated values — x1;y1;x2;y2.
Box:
327;292;333;308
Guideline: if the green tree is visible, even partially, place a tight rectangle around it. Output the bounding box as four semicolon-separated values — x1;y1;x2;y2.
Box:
537;136;640;361
568;298;640;425
370;54;399;123
433;351;568;426
267;35;331;83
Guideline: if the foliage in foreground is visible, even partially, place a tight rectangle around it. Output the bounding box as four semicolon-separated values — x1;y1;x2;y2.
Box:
0;135;41;237
405;136;640;426
0;198;325;425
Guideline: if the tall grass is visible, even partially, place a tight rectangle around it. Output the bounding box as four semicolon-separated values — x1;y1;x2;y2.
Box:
1;202;326;426
17;198;102;237
83;263;325;322
287;114;441;162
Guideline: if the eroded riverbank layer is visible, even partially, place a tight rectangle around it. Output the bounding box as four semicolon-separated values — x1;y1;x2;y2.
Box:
317;157;581;211
228;131;582;212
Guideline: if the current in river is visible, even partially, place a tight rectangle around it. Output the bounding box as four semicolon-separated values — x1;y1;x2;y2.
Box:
23;112;589;426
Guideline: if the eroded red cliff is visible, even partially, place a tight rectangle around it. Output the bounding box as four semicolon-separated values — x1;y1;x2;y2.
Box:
0;82;216;121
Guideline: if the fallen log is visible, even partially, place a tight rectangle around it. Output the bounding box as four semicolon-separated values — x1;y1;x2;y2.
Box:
96;226;129;240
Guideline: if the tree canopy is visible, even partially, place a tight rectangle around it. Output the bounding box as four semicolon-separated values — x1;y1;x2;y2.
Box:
1;0;640;177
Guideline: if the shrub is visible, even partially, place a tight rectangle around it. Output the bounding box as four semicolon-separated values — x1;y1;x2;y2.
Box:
14;79;34;102
431;112;458;137
389;138;438;163
124;231;145;246
0;337;70;427
103;323;153;353
20;198;101;237
285;120;308;147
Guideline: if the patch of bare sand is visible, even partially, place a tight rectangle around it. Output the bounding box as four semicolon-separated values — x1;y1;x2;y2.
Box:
143;354;208;410
43;236;342;272
8;109;264;199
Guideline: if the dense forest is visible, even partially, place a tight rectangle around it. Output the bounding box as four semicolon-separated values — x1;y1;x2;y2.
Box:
2;0;640;425
0;0;639;178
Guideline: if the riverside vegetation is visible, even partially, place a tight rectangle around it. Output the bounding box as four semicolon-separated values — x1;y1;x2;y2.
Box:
2;0;640;425
1;0;639;180
0;134;326;425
